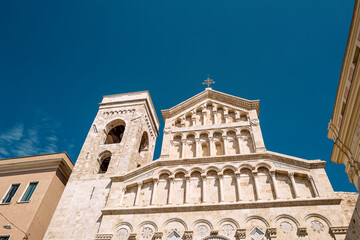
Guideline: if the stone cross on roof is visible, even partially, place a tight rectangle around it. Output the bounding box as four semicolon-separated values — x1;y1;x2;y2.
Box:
202;76;215;88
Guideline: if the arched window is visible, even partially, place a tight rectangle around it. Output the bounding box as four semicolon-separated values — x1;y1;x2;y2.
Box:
139;132;149;153
98;151;112;174
105;119;126;144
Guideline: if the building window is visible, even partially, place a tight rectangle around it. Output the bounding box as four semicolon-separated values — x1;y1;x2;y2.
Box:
20;182;38;202
0;236;10;240
2;184;20;203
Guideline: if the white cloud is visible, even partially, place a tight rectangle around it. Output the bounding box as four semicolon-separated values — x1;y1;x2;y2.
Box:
0;124;24;143
0;113;62;159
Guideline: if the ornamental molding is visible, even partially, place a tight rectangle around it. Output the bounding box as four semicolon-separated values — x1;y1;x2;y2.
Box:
329;226;348;235
266;228;277;238
95;234;113;240
161;89;260;119
297;227;307;236
234;229;246;240
101;198;342;215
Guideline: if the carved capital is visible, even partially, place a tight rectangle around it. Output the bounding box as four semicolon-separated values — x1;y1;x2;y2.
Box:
250;119;259;126
152;232;163;240
307;175;313;180
288;172;295;178
234;228;246;240
297;227;307;237
266;228;277;238
183;231;194;240
153;178;159;183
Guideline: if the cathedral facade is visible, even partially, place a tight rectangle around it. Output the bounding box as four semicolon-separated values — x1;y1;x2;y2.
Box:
44;88;349;240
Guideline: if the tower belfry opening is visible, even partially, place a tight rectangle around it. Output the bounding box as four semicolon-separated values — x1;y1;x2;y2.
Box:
105;124;125;144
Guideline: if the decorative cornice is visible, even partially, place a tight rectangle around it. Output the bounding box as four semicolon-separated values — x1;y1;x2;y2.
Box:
297;227;307;236
101;198;341;215
152;232;163;240
95;234;113;240
161;89;260;120
329;226;348;235
0;153;73;179
266;228;277;238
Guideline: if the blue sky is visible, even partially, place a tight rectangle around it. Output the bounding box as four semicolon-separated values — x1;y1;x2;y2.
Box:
0;0;357;192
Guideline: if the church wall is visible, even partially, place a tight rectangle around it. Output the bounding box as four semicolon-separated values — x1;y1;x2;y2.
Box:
98;204;347;240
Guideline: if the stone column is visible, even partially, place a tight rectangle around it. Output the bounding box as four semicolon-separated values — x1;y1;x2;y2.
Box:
195;138;201;158
185;174;190;204
134;182;142;206
209;137;216;156
181;139;186;159
235;111;241;122
307;175;320;197
168;176;174;204
150;178;158;205
213;110;218;124
224;108;229;123
201;174;207;203
202;110;207;125
218;173;224;202
222;135;228;155
253;172;261;200
119;187;126;207
236;134;243;154
270;171;279;199
235;173;241;201
289;173;300;198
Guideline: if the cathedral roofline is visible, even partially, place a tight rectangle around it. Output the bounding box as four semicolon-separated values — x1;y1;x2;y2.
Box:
161;88;260;120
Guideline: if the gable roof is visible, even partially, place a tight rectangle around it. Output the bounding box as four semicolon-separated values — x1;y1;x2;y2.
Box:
161;88;260;120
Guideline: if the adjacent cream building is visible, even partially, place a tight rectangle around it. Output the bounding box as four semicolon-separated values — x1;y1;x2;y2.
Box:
44;87;353;240
327;0;360;239
0;152;73;240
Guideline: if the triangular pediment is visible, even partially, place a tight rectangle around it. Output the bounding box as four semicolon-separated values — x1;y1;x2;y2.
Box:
161;88;260;120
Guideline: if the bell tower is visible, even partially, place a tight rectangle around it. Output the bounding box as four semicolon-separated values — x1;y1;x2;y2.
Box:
73;91;159;178
44;91;159;240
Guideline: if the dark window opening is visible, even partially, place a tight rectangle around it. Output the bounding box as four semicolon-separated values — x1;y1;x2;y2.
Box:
99;157;111;173
2;184;20;203
138;132;149;153
21;182;38;202
105;125;125;144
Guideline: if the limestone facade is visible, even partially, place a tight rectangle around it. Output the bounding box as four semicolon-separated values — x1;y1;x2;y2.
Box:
46;89;349;240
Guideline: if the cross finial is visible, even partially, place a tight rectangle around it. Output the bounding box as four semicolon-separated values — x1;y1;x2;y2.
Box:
202;75;215;89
